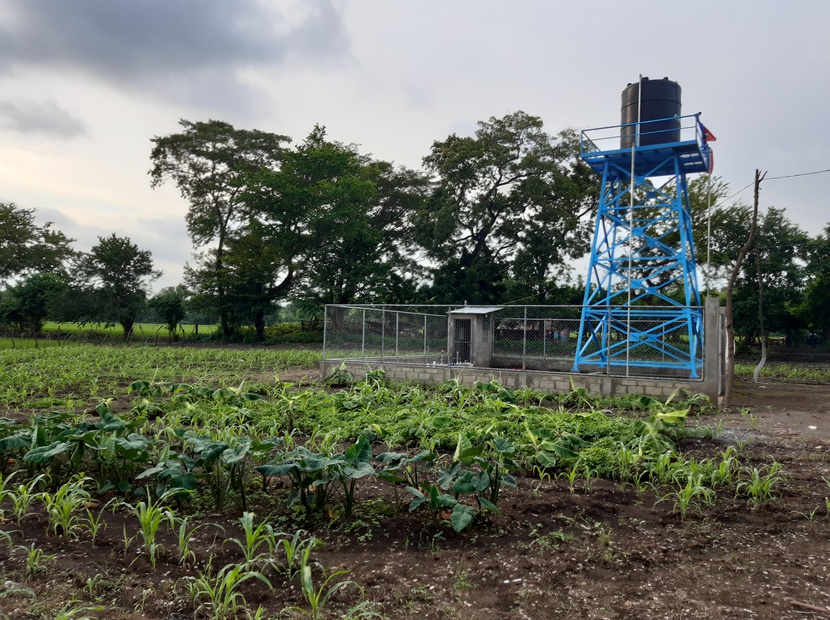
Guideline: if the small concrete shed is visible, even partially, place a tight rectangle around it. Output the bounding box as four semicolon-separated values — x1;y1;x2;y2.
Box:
447;306;502;367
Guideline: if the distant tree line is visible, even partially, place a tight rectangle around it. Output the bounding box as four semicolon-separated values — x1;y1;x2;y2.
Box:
1;111;828;346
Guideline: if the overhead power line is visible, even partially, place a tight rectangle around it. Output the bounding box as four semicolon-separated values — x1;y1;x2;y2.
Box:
766;167;830;181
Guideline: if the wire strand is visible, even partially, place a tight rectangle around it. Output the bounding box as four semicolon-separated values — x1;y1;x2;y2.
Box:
766;168;830;181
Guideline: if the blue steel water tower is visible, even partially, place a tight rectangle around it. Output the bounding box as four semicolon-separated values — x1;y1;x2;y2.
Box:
572;77;713;377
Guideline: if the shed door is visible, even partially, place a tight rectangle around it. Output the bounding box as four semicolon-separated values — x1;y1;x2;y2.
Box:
453;318;472;363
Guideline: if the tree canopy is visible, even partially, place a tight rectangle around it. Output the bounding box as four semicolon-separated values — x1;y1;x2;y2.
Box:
1;112;828;351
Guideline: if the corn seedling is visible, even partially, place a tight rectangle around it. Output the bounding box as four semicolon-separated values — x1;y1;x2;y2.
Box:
0;471;16;516
227;511;278;568
658;475;715;520
17;543;55;580
736;461;785;509
83;505;108;547
181;560;271;620
7;473;47;526
795;506;822;526
174;516;223;567
284;556;363;620
563;464;579;494
126;491;177;570
339;601;384;620
42;475;91;540
276;529;319;579
51;601;105;620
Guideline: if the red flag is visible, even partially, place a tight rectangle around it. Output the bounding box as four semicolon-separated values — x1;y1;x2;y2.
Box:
701;123;717;142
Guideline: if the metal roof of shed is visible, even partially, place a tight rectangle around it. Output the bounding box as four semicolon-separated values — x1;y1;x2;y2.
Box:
448;306;503;315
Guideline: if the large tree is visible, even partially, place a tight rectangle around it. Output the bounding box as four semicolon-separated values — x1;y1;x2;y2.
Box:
799;224;830;337
0;272;69;332
416;111;596;304
77;234;161;338
710;205;809;344
239;126;426;318
0;202;75;284
149;120;290;336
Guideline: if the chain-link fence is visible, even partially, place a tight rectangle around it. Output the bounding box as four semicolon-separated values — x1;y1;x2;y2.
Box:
323;304;706;380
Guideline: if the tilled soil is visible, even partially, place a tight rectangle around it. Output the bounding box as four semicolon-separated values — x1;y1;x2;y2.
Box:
1;378;829;620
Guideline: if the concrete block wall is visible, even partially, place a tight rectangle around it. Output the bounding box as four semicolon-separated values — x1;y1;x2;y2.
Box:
320;359;711;402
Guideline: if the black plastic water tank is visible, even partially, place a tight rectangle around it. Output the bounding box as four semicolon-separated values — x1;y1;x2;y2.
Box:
621;77;681;148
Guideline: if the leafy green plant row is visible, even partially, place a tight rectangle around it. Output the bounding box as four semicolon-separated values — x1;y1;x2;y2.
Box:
0;369;788;535
0;344;321;408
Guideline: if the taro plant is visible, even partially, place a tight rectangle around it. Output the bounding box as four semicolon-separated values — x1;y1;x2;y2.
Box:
256;446;341;516
135;446;198;502
337;436;375;517
0;419;31;477
439;434;518;511
408;434;519;533
375;449;436;506
522;422;584;471
633;408;689;453
406;482;467;530
186;433;276;512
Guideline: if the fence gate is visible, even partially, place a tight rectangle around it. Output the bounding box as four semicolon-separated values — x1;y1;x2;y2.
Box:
452;318;472;363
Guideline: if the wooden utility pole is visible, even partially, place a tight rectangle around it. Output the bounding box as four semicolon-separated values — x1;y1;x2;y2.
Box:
724;169;765;405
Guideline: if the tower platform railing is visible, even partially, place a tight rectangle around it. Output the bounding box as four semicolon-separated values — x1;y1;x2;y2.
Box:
580;114;712;177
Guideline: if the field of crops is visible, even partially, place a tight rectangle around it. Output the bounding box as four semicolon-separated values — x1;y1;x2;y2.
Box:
0;345;827;619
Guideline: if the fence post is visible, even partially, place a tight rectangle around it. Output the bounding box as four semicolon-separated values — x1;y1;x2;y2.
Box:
322;305;328;360
522;307;527;370
361;308;366;358
423;315;427;359
381;307;385;362
395;312;399;357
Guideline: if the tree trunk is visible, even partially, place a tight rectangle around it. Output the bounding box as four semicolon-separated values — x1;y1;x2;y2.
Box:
724;169;764;405
120;318;135;340
753;250;767;383
254;311;266;342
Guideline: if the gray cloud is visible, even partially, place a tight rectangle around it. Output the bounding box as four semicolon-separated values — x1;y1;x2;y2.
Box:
0;100;87;137
0;0;351;113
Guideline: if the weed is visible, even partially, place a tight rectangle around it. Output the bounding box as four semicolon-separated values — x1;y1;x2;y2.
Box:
529;529;571;551
453;558;473;591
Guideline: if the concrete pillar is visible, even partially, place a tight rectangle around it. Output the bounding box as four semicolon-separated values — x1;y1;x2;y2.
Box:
702;297;724;405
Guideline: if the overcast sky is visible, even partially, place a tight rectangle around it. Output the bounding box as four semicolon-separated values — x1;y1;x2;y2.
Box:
1;0;828;291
